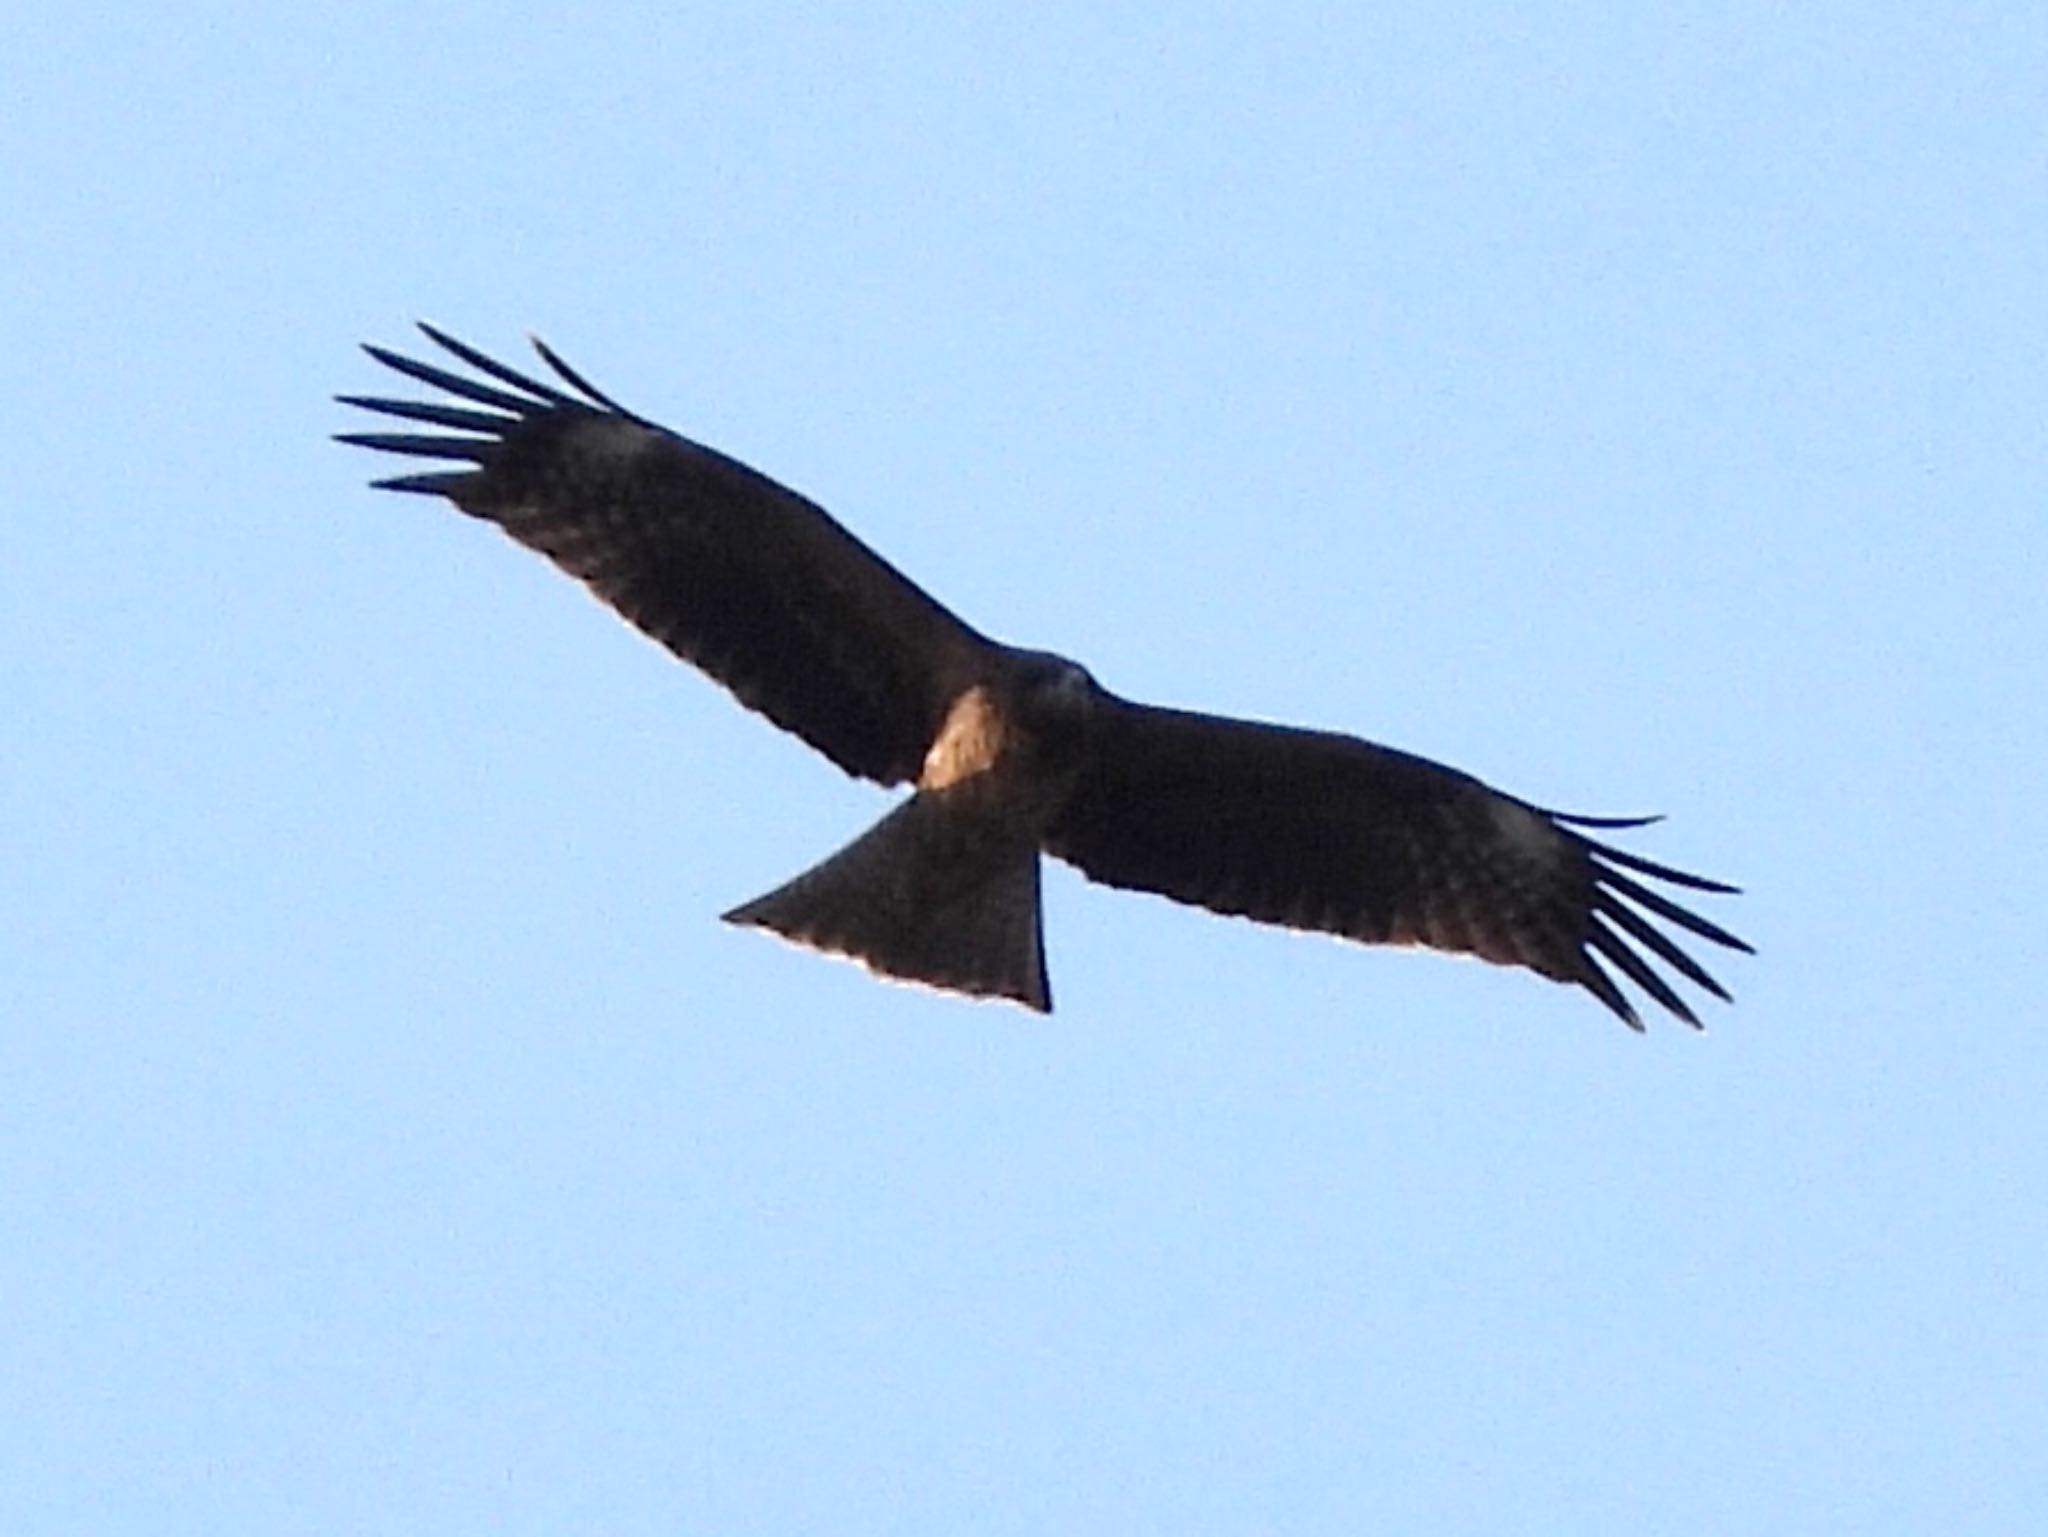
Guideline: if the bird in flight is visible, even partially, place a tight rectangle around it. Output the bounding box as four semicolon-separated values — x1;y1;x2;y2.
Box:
338;326;1750;1028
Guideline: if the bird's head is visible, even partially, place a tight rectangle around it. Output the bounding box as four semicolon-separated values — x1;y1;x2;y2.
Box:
1010;649;1098;714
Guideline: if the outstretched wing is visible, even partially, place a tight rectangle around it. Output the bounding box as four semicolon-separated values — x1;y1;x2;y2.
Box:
1046;697;1751;1029
337;325;995;785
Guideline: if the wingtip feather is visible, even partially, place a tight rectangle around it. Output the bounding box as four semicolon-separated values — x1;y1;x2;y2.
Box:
366;470;472;495
1567;817;1750;1027
527;332;642;419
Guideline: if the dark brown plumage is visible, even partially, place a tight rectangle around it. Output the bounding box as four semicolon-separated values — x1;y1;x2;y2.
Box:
338;325;1751;1028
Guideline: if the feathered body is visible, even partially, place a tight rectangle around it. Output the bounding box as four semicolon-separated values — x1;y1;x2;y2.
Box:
338;327;1750;1028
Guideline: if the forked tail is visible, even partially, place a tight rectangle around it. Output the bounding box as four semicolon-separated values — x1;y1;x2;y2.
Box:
722;793;1052;1012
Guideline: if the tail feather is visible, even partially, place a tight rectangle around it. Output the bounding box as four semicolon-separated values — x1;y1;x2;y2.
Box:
722;794;1052;1012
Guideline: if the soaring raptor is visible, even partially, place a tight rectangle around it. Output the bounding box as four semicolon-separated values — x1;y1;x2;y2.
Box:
338;326;1750;1028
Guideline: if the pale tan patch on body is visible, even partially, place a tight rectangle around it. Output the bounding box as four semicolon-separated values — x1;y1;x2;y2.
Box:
921;686;1008;789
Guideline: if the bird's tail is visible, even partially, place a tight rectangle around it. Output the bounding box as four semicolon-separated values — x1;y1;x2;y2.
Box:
721;792;1052;1012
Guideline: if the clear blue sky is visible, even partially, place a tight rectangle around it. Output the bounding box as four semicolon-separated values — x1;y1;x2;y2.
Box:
7;2;2044;1532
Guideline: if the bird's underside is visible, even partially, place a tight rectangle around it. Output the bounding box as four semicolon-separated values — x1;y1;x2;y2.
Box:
338;325;1753;1030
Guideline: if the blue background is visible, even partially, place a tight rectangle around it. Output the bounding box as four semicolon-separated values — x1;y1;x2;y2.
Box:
7;3;2043;1531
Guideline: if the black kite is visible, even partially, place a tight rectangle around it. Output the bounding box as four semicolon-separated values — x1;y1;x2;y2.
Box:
338;326;1750;1028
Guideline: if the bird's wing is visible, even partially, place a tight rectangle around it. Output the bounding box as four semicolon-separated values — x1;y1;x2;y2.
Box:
1045;697;1751;1028
337;325;995;786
